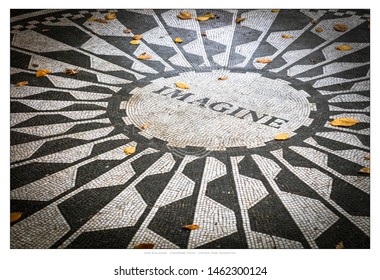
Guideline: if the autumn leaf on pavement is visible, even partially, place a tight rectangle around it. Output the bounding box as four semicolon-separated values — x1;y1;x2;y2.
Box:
205;12;216;19
334;24;348;32
274;133;290;141
105;13;116;20
335;45;353;51
177;11;192;20
271;9;281;13
124;146;136;155
174;37;183;43
201;32;207;37
36;69;51;77
256;58;272;64
32;63;39;67
218;75;228;80
137;52;152;60
359;167;370;174
235;17;246;23
130;40;140;45
336;241;345;249
134;243;155;249
364;155;370;160
11;212;23;223
15;81;28;87
133;34;143;40
330;118;359;127
140;123;149;130
175;82;190;89
124;28;132;34
65;68;79;75
183;224;200;230
196;16;210;21
315;27;324;33
282;34;293;39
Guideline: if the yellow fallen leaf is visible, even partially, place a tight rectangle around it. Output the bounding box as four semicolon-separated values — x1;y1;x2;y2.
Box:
274;133;290;141
183;224;200;230
174;37;183;43
235;17;246;23
336;241;345;249
130;40;140;45
36;69;51;77
256;58;272;64
334;24;348;32
175;82;190;89
15;81;28;87
105;13;116;20
140;123;149;129
335;45;353;51
330;118;359;127
282;34;293;39
11;212;23;223
134;243;155;249
364;155;370;160
271;9;281;13
124;146;136;155
315;27;324;33
137;52;152;60
177;11;192;20
89;18;107;23
218;75;228;80
65;68;79;75
133;34;143;40
196;16;210;21
359;167;370;174
205;12;216;19
124;28;132;34
87;17;97;21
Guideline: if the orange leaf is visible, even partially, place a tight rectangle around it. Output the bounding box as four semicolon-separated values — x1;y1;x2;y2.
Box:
15;81;28;87
65;68;79;75
133;34;143;40
130;40;140;45
137;52;152;60
134;243;155;249
335;45;353;51
334;24;348;32
330;118;359;127
196;16;210;21
336;241;345;249
359;167;370;174
140;123;149;130
11;212;23;223
105;13;116;20
183;224;200;230
218;75;228;80
282;34;293;39
274;133;290;141
177;11;192;20
36;69;51;77
175;82;190;89
124;146;136;155
235;17;246;23
315;27;324;33
256;58;272;64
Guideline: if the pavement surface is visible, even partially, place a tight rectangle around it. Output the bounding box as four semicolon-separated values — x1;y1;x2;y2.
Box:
10;9;370;249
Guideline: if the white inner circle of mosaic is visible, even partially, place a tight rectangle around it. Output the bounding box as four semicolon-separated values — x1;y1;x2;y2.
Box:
124;71;312;150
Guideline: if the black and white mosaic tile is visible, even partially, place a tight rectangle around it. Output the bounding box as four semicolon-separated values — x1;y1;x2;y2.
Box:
10;9;370;249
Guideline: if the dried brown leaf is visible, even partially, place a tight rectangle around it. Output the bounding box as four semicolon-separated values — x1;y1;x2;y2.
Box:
124;28;132;34
174;37;183;43
134;243;155;249
11;212;23;223
359;167;370;174
315;27;324;33
36;69;51;77
130;40;140;45
335;45;353;51
330;118;359;127
311;19;318;24
32;63;39;68
124;146;136;155
105;13;117;20
65;68;79;75
235;17;246;23
274;133;290;141
282;34;293;39
336;241;345;249
218;75;228;80
334;24;348;32
15;81;28;87
364;155;370;160
183;224;200;230
201;32;207;37
256;58;273;64
175;82;190;89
